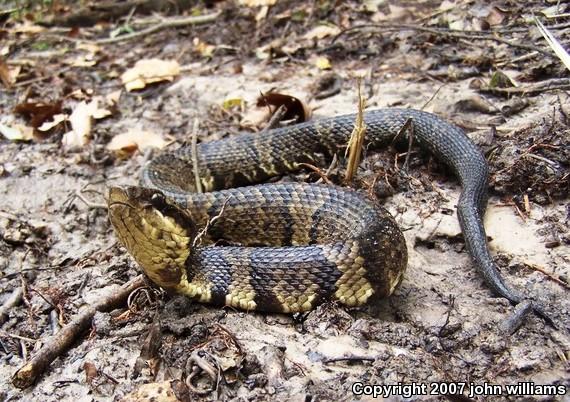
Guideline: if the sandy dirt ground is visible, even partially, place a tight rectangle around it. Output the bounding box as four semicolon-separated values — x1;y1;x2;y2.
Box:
0;1;569;401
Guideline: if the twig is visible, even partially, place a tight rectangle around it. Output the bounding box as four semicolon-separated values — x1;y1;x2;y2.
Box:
297;163;334;184
191;118;203;193
0;331;36;343
523;264;570;289
192;197;231;248
390;118;415;172
261;104;288;132
74;190;107;209
323;355;375;364
93;12;221;44
438;295;456;337
421;85;445;110
12;275;146;389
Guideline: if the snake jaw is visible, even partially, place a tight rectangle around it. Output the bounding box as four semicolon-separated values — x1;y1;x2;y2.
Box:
108;186;195;289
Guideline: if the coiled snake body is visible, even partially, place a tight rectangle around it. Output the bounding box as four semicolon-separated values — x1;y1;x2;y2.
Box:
108;108;532;314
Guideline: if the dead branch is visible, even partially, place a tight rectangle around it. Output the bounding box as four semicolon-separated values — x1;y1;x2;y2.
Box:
94;12;221;44
12;275;146;389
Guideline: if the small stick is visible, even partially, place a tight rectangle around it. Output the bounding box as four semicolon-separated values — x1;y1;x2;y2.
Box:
523;264;570;289
323;355;375;364
191;118;203;193
261;105;288;132
297;163;334;184
12;275;146;389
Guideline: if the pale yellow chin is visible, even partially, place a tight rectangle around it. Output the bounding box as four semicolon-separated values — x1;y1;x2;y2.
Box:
109;204;192;288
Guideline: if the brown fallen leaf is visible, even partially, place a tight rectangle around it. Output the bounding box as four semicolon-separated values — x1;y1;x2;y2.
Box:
121;59;180;92
256;92;311;123
83;361;99;385
241;92;311;129
107;128;167;156
303;25;340;41
0;58;20;87
13;101;63;129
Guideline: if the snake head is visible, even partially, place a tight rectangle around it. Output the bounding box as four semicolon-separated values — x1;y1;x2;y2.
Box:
107;186;196;288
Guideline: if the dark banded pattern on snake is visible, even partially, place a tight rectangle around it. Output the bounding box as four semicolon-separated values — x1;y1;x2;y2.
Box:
108;108;538;314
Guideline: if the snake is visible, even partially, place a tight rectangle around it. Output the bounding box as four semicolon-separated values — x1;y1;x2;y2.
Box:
107;108;542;315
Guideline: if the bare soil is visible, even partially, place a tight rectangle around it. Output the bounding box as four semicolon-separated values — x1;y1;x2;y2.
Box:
0;1;569;401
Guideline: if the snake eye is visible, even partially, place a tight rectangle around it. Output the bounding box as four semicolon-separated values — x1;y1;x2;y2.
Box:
151;192;167;210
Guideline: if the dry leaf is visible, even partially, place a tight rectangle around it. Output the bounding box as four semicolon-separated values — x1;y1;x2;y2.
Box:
62;99;111;150
13;101;63;129
256;5;269;21
37;113;67;131
241;107;271;129
303;25;340;41
0;59;20;87
76;42;101;54
0;122;34;141
106;90;122;106
121;59;180;91
222;97;245;109
363;0;386;13
239;0;276;6
485;7;507;26
83;362;99;385
242;92;311;128
193;38;215;58
315;56;332;70
69;54;97;67
256;92;311;123
107;128;167;156
0;58;12;87
13;21;45;34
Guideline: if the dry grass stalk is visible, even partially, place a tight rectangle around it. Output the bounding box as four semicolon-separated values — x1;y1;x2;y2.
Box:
344;78;366;183
191;118;203;193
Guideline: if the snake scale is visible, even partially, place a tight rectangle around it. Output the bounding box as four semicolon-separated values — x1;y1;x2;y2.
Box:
108;108;539;315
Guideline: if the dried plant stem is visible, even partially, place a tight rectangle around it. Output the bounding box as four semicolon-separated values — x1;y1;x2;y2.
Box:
191;118;203;194
344;78;366;183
